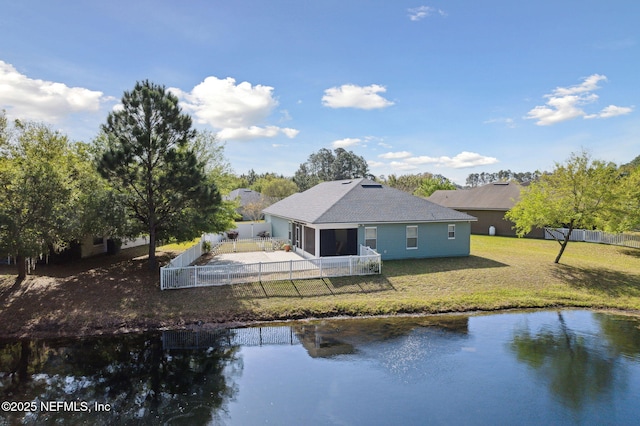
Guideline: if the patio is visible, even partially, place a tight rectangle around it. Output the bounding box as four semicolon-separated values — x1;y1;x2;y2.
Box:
160;237;382;290
206;250;306;266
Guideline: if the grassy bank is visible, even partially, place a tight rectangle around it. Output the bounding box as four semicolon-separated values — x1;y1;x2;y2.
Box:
1;235;639;338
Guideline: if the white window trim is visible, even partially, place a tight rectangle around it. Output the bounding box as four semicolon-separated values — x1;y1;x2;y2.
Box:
448;224;456;240
406;225;418;250
364;226;377;250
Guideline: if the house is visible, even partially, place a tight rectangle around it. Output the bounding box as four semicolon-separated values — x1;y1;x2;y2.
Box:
428;182;544;238
225;188;263;221
262;178;477;260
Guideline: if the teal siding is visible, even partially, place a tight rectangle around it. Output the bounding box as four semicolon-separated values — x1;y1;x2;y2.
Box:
265;215;290;241
359;222;471;260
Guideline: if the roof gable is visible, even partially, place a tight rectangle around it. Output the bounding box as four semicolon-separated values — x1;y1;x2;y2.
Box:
428;182;522;210
263;178;476;224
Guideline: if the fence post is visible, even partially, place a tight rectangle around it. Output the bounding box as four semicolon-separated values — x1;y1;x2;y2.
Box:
319;257;323;278
349;256;353;275
290;260;293;280
194;266;198;287
259;262;262;282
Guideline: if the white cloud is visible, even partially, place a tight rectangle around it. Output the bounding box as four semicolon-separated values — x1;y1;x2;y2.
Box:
525;74;633;126
406;151;499;168
281;128;300;138
378;151;413;159
217;125;299;141
367;160;385;168
0;60;109;123
390;161;418;171
484;117;516;128
322;84;394;110
585;105;634;119
170;76;299;141
380;151;498;171
331;138;362;148
408;6;447;21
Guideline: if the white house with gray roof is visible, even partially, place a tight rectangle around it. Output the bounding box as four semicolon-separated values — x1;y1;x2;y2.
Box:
263;178;477;260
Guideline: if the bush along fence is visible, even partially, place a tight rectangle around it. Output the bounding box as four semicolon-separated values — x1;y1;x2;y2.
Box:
544;228;640;249
160;239;382;290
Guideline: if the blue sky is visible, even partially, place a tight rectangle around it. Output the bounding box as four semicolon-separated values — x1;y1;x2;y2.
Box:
1;1;638;185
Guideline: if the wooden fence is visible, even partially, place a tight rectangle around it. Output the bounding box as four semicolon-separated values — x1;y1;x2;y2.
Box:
544;228;640;249
160;242;381;290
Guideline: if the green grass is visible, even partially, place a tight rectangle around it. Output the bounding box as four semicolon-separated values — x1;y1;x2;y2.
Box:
160;235;640;323
2;235;639;337
157;238;200;252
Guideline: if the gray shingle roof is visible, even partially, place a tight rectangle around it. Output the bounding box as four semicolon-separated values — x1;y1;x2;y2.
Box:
225;188;262;206
428;182;522;211
263;178;476;224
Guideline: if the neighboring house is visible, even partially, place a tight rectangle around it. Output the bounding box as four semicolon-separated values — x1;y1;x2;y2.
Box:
262;178;477;261
428;182;544;238
225;188;264;221
80;235;150;258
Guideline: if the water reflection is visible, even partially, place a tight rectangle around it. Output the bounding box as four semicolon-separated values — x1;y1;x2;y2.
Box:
0;332;240;425
509;311;621;409
292;315;468;358
1;311;640;425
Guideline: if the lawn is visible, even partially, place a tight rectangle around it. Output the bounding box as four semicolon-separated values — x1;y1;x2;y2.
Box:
1;235;639;338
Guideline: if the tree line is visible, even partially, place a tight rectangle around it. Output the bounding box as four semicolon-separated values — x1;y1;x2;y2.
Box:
1;79;638;276
0;81;238;277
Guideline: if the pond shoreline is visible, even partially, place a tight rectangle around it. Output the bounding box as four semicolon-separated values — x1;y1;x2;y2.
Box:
2;236;640;340
2;307;639;340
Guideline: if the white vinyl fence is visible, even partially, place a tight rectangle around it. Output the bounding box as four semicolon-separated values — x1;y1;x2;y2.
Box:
165;235;283;269
162;326;300;350
160;243;381;290
544;228;640;249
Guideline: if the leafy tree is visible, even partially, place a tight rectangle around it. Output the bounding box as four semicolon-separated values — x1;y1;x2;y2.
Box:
97;80;222;269
620;154;640;174
294;148;370;190
506;151;621;263
242;197;269;222
261;178;298;203
0;118;95;278
607;164;640;232
414;175;457;197
466;170;542;187
249;173;287;193
191;130;242;230
383;172;457;196
331;147;370;180
293;163;320;192
383;173;427;193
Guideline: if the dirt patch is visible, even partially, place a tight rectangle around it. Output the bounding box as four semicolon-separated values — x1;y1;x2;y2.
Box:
192;251;216;265
0;246;234;339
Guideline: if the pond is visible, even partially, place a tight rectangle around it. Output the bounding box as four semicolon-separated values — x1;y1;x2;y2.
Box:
1;310;640;425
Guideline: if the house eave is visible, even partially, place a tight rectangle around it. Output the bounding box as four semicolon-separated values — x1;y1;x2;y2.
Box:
266;212;477;225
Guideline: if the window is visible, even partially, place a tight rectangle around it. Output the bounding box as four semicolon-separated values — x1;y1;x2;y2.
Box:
448;224;456;239
406;226;418;249
92;236;104;246
365;227;377;250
